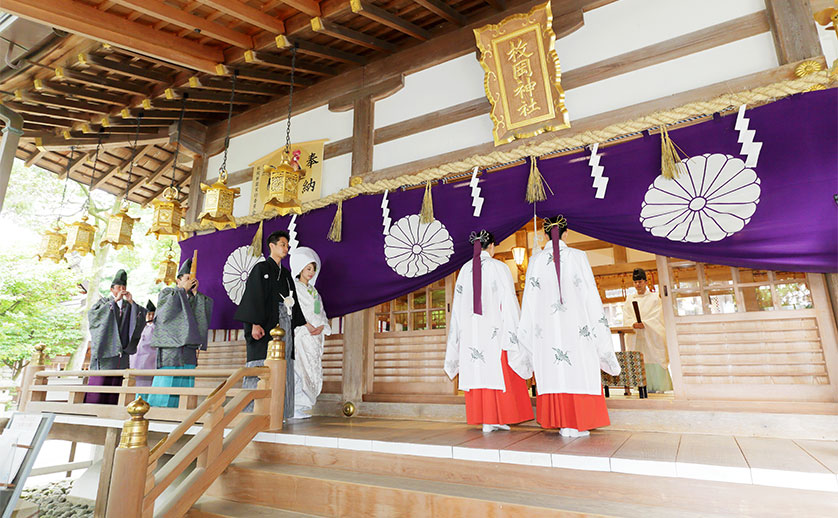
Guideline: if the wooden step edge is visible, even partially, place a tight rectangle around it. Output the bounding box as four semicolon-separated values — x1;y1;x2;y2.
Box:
188;496;324;518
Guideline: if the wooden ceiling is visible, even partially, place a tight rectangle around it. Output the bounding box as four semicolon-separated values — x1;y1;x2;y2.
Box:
0;0;563;205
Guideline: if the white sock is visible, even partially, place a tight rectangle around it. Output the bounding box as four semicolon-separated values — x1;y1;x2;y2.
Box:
559;428;572;437
496;424;510;431
482;424;496;433
568;428;590;437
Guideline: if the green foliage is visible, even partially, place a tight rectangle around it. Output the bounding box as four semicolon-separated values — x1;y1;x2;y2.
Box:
0;248;84;379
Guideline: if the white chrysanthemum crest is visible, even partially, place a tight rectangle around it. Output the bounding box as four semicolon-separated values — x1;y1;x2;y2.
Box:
384;214;454;278
735;104;762;168
588;143;609;199
222;246;265;304
470;166;484;217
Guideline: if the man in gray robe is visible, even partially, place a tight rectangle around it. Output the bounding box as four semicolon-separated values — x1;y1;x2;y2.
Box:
85;269;146;404
148;258;213;408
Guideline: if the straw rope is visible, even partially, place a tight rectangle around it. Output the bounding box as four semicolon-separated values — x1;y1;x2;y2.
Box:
182;70;830;233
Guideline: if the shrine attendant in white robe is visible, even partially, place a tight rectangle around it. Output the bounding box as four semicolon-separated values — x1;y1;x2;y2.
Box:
444;230;534;432
623;268;672;393
290;247;332;419
510;216;620;437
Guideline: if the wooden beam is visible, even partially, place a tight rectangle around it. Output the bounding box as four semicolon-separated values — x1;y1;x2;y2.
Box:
35;80;129;106
243;50;336;77
570;239;612;252
216;65;314;87
276;34;367;65
119;108;223;120
612;245;628;264
485;0;507;10
92;145;153;190
350;0;432;41
143;164;192;204
0;0;223;74
60;150;93;179
77;53;175;84
24;148;46;167
184;155;208;224
764;0;822;64
129;153;177;196
310;17;397;52
15;91;113;115
374;98;487;145
188;76;280;96
142;98;240;113
593;260;657;276
328;74;404;112
19;114;75;128
194;0;285;34
412;0;467;26
277;0;320;17
56;67;151;97
168;88;270;105
29;132;170;151
3;101;92;123
109;0;254;49
168;120;208;157
351;96;373;177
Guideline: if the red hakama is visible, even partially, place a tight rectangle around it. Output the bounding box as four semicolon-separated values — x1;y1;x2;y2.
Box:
535;389;610;431
464;351;534;425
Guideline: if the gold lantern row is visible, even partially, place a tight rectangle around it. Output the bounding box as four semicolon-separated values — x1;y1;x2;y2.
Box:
147;186;184;239
263;154;304;216
199;170;241;230
156;250;178;285
65;214;97;256
100;205;140;249
37;222;68;263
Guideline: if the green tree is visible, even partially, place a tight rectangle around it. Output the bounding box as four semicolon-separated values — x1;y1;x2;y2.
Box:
0;249;84;380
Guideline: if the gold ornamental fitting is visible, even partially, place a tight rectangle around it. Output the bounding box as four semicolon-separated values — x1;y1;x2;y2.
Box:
118;397;150;449
342;401;356;417
33;343;46;366
267;325;286;360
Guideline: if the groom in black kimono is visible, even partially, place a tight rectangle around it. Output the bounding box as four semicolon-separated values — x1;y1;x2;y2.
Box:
234;230;305;417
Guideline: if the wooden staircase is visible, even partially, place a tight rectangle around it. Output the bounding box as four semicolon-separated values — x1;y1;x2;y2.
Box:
185;435;838;518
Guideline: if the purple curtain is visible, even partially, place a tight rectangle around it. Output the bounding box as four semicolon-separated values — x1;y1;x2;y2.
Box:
181;89;837;328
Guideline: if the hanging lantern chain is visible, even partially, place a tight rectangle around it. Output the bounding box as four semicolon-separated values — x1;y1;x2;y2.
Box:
169;94;188;191
126;111;143;192
56;146;74;223
284;43;297;155
219;70;238;176
87;131;104;210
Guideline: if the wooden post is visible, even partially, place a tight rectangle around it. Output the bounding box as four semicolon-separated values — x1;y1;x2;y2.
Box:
96;427;119;518
105;398;150;518
342;309;371;406
197;399;223;468
184;154;208;225
263;325;286;431
764;0;822;64
351;96;374;178
18;343;47;411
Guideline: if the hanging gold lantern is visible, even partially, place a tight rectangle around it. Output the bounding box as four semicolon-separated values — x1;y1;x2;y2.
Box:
263;154;304;216
100;205;140;249
65;213;97;256
147;187;184;239
198;170;241;230
36;222;67;263
155;250;178;285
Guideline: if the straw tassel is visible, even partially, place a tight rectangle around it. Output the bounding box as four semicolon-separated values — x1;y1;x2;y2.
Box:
420;181;434;224
659;125;687;179
328;200;343;242
526;156;548;203
249;220;263;257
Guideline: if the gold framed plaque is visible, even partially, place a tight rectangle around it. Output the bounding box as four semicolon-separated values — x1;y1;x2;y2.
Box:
474;0;570;145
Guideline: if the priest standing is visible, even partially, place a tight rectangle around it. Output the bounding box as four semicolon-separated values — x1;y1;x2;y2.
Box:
623;268;672;393
509;216;621;437
148;258;213;408
445;230;533;432
234;230;305;417
130;300;157;389
85;269;146;404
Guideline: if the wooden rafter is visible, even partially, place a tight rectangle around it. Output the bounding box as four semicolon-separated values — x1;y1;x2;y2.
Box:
187;76;280;96
276;35;367;65
141;99;243;113
119;108;224;120
485;0;507;10
14;91;112;115
28;132;170;151
243;50;336;77
24;148;47;167
350;0;432;41
60;150;93;179
412;0;467;25
77;53;175;84
34;80;129;106
310;17;397;52
166;88;270;105
277;0;321;17
126;152;176;196
0;0;223;73
193;0;286;34
92;144;153;190
20;114;75;128
108;0;255;49
2;101;92;123
55;67;152;97
216;65;314;87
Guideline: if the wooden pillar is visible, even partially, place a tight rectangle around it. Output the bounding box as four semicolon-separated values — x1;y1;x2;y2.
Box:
351;96;374;177
0;104;24;214
764;0;822;64
184;154;208;225
262;324;287;430
342;309;372;404
106;399;150;518
613;245;628;264
18;344;46;411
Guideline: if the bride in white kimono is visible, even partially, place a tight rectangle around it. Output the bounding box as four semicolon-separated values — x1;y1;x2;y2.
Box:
290;247;332;419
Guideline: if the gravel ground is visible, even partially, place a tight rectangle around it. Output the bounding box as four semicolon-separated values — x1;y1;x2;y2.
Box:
20;480;93;518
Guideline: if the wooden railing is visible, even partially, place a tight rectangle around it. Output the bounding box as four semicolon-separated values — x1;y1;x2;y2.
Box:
17;326;288;518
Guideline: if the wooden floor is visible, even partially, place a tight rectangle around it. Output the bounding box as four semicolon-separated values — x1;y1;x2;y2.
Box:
268;416;838;493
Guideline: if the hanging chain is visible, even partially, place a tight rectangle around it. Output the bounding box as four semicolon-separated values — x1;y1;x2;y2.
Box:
219;70;238;178
87;131;104;210
57;146;74;222
126;111;143;191
169;94;188;191
284;43;297;156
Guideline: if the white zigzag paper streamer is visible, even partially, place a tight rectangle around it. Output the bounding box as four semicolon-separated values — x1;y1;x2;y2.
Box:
288;214;298;250
381;190;391;235
588;143;609;199
469;166;484;217
735;104;762;168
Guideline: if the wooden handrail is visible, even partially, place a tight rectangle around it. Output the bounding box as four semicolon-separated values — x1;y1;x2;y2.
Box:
147;367;266;464
35;368;243;377
29;386;257;396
